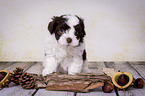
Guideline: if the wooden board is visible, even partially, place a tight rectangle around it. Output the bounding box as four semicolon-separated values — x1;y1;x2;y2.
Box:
26;62;74;96
26;62;43;75
0;85;35;96
77;62;116;96
104;62;145;96
35;89;74;96
0;62;37;96
4;62;35;73
0;62;145;96
88;62;106;73
0;62;14;70
76;86;116;96
111;62;140;78
128;61;145;80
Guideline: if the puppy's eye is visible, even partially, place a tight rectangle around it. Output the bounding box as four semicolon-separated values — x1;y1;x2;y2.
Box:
75;31;79;35
58;29;64;35
60;29;63;32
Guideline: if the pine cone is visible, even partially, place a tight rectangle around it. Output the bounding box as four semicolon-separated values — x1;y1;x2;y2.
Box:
19;72;35;89
11;67;24;85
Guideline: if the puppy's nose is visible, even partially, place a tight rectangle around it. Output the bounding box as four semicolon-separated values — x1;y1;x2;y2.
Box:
66;37;72;43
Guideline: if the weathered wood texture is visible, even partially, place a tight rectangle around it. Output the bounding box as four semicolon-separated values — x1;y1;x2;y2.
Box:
35;89;74;96
128;62;145;80
45;73;110;92
88;62;106;73
0;62;37;96
77;62;116;96
26;62;74;96
0;62;14;70
0;62;145;96
104;62;145;96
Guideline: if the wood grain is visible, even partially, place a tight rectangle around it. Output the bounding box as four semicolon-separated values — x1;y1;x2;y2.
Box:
26;62;74;96
105;62;145;96
88;62;106;73
0;62;145;96
128;62;145;80
0;62;14;70
0;62;36;96
35;89;74;96
77;62;116;96
45;73;110;92
4;62;35;73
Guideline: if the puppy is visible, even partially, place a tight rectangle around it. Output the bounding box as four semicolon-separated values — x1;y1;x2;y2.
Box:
42;14;89;76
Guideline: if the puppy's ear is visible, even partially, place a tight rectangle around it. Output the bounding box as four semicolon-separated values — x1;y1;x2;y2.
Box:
75;15;86;36
48;16;57;34
48;16;66;34
80;20;86;36
48;21;54;34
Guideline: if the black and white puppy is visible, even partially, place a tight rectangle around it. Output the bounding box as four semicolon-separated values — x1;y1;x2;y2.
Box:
42;14;89;76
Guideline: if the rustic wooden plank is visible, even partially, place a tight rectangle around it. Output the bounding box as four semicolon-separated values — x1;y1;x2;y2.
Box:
127;87;145;96
105;62;145;96
35;62;109;96
114;62;141;78
35;89;74;96
128;61;145;80
0;62;37;96
104;62;141;78
0;62;14;70
4;62;36;73
28;62;75;96
104;62;115;68
77;62;116;96
2;62;144;96
0;85;35;96
76;87;116;96
26;62;43;75
88;62;106;73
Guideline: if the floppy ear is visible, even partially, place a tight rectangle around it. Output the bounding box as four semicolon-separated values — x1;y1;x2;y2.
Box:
75;15;86;36
48;21;54;34
48;16;60;34
48;16;58;34
79;18;86;36
48;16;66;34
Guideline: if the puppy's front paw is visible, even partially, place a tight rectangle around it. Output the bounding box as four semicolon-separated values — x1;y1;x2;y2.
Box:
68;71;76;75
42;68;54;76
68;69;81;75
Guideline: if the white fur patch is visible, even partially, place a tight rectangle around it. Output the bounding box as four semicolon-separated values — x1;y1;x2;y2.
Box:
58;31;79;46
58;15;80;46
63;15;79;27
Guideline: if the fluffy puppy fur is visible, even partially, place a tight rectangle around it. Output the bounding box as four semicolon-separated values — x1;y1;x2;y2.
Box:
42;14;89;76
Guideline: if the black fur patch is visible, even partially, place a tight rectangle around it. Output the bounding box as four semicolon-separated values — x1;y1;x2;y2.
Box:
55;23;70;40
48;16;68;35
74;23;85;43
82;50;87;60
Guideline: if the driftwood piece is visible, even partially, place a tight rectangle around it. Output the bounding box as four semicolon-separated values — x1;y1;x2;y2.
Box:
45;73;111;92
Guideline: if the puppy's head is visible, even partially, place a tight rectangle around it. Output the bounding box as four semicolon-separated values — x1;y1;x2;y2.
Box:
48;14;86;47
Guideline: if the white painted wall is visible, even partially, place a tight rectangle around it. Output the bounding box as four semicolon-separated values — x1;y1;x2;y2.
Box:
0;0;145;61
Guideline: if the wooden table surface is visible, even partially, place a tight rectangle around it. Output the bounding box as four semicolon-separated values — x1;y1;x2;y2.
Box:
0;61;145;96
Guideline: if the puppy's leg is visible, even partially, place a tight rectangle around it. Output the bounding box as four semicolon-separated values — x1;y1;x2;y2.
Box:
42;56;58;76
68;57;83;75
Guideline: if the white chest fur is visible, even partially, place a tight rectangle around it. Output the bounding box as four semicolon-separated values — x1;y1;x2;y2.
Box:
44;34;85;74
